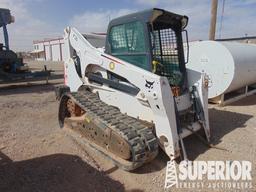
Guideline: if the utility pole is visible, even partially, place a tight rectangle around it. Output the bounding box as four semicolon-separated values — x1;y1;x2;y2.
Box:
209;0;218;40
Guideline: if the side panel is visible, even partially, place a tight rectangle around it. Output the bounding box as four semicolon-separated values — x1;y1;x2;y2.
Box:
187;68;210;140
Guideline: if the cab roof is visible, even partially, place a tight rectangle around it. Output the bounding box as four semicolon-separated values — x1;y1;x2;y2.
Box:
108;8;188;31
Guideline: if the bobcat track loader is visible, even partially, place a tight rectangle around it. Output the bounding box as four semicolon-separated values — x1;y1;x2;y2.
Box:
56;8;210;171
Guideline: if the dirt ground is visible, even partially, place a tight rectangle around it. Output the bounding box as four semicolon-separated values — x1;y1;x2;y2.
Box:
0;61;255;192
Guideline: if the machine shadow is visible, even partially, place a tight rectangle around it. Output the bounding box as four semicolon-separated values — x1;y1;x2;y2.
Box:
184;108;253;160
0;152;125;192
135;107;253;173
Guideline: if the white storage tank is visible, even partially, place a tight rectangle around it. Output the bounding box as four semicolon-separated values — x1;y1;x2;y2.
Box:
186;40;256;99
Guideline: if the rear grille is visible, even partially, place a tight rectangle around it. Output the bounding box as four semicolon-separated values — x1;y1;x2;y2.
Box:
152;28;180;75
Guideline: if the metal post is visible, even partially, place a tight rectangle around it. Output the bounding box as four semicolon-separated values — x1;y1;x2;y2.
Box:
209;0;218;40
44;65;49;84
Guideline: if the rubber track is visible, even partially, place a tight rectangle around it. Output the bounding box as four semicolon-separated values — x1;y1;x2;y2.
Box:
67;90;159;169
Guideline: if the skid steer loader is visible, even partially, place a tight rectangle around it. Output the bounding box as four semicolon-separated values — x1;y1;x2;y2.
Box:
56;8;210;171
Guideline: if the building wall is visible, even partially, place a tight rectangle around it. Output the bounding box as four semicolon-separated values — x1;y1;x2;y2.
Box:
33;43;44;52
52;44;61;61
44;44;51;60
32;38;63;61
32;34;106;62
37;52;45;61
49;39;63;61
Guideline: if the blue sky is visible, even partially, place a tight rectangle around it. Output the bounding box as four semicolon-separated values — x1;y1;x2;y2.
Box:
1;0;256;51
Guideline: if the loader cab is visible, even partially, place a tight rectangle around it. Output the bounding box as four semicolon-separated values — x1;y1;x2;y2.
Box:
105;8;188;93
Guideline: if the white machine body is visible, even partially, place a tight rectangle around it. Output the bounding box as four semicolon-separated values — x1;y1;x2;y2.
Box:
63;27;210;159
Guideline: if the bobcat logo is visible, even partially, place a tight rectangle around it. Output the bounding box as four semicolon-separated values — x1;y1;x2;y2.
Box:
145;80;155;89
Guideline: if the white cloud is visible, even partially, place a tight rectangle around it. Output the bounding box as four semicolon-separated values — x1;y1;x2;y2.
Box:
69;9;135;33
0;0;61;51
